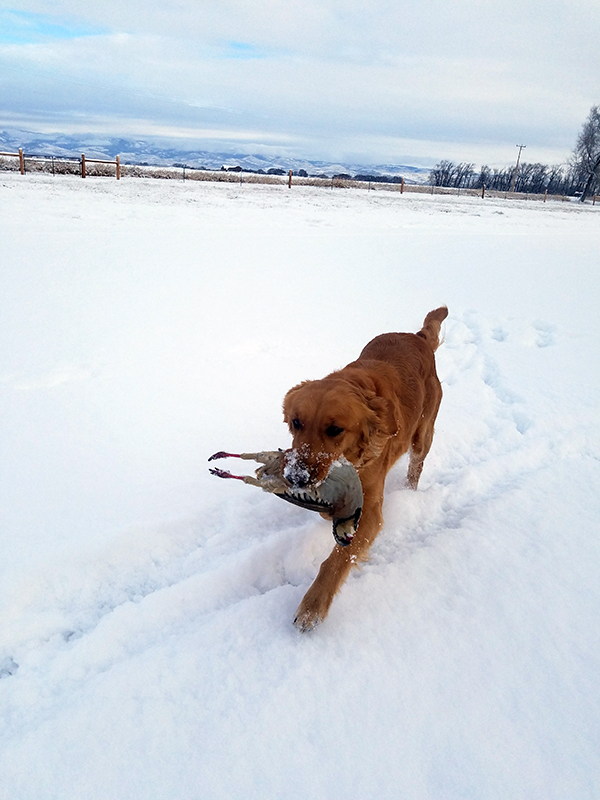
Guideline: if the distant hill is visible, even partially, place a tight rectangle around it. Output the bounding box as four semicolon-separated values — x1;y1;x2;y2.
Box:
0;128;430;183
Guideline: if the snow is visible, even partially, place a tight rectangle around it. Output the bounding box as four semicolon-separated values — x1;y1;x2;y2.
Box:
0;172;599;799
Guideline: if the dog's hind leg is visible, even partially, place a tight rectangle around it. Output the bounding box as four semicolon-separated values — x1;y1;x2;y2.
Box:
407;388;442;489
407;440;430;489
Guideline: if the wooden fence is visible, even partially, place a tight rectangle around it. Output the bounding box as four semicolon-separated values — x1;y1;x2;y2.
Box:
0;149;120;179
1;148;598;204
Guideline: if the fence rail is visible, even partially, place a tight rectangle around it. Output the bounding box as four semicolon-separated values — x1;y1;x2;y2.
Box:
0;148;597;204
0;149;120;179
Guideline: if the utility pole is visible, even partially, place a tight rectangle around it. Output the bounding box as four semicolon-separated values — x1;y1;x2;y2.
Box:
510;144;526;192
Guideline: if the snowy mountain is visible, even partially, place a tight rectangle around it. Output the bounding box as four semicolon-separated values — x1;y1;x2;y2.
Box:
0;128;430;181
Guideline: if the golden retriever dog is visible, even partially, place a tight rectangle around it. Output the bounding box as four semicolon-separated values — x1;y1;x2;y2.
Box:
283;306;448;631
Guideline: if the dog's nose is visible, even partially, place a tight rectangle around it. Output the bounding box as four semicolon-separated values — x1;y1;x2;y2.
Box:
290;471;310;488
283;452;311;487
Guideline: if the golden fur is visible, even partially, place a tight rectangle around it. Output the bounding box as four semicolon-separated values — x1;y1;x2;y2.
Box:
283;306;448;631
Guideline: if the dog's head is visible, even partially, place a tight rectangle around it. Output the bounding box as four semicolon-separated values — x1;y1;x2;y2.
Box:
282;369;398;486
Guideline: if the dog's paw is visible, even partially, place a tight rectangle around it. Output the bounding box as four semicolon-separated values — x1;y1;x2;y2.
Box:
293;592;330;632
294;581;335;632
293;606;323;633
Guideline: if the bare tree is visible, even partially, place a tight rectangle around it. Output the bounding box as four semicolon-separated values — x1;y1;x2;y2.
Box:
453;162;475;188
428;153;584;197
429;160;475;188
429;160;454;186
571;105;600;202
514;163;549;194
546;164;568;195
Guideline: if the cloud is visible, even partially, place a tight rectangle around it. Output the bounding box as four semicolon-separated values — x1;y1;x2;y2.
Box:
1;1;599;166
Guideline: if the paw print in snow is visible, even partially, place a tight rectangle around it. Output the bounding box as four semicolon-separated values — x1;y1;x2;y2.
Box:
532;321;557;348
492;326;509;342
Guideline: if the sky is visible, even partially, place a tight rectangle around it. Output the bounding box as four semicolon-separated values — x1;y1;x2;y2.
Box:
0;0;599;168
1;172;599;800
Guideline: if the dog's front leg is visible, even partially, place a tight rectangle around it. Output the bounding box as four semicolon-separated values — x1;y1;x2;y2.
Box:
293;494;383;632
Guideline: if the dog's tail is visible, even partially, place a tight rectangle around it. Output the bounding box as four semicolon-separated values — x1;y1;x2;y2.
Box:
416;306;448;351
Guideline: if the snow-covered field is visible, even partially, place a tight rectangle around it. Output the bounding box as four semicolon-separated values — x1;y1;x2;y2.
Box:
1;172;599;799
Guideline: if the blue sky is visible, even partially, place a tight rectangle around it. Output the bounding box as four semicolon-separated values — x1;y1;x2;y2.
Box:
0;9;106;43
1;1;598;167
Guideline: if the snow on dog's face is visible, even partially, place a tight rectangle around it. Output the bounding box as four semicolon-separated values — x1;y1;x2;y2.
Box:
282;369;397;486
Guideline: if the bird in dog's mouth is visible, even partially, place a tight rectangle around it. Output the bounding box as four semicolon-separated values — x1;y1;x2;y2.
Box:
208;449;363;546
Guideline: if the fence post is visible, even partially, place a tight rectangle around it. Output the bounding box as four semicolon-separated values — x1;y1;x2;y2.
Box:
401;178;404;194
116;155;120;180
19;148;24;175
81;154;86;178
288;170;292;188
481;184;485;199
544;189;547;202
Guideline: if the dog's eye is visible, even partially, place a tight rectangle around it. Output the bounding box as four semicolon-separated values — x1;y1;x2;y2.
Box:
292;418;302;430
326;424;344;437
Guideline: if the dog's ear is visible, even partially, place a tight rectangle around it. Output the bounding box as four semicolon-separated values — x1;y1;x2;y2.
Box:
282;381;309;423
366;395;398;439
356;393;399;462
